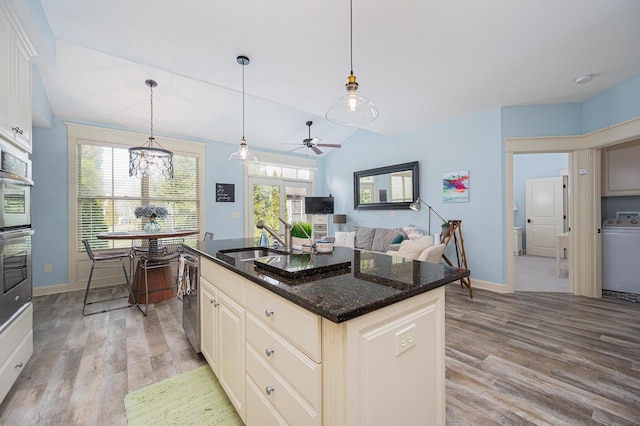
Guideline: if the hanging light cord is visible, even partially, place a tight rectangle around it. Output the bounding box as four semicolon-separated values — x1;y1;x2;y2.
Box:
349;0;353;76
149;82;154;143
242;61;245;140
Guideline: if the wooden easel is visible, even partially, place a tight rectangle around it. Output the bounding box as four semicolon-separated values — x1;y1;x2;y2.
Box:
440;220;472;298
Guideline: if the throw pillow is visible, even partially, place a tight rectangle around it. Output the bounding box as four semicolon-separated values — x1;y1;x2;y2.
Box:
397;235;434;259
401;224;425;240
334;231;356;248
391;233;404;244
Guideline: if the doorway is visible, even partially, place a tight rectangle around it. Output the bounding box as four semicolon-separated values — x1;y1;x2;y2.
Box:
512;152;571;293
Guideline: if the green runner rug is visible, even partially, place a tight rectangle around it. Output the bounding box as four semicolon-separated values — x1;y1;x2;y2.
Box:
124;365;243;425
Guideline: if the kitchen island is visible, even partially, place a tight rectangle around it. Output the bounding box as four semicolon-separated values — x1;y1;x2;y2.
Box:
187;238;470;426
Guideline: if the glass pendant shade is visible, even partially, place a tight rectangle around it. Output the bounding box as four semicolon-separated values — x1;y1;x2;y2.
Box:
229;55;258;163
326;74;378;125
129;79;174;179
228;137;258;163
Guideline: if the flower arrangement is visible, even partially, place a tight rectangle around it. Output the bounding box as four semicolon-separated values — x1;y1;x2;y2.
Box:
134;205;168;220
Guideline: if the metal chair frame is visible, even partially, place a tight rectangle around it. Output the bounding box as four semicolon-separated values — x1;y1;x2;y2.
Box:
134;237;184;316
81;239;135;316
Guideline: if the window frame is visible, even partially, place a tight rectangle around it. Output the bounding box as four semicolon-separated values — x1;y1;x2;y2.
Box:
67;123;206;290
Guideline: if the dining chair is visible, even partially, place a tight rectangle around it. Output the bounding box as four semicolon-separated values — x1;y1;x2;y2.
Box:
136;237;184;316
81;239;135;316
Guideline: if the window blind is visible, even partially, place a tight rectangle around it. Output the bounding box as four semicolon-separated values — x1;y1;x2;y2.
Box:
76;141;200;250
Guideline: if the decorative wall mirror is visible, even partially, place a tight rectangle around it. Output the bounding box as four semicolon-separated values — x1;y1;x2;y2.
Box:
354;161;419;210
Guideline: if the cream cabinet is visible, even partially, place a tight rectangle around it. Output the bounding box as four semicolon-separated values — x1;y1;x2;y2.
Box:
200;257;445;425
0;303;33;404
0;1;33;152
200;266;246;422
245;283;322;425
602;140;640;196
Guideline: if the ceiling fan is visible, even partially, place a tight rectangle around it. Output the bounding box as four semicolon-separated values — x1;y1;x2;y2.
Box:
285;121;341;155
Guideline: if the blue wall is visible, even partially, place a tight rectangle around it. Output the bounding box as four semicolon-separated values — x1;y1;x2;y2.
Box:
31;74;640;290
323;108;505;284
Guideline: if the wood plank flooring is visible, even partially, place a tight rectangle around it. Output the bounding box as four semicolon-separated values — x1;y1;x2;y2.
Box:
1;285;639;425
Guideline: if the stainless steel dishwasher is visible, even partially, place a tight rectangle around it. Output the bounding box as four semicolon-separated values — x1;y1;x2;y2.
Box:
180;251;200;353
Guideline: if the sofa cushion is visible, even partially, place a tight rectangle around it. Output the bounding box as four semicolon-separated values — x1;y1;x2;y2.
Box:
395;235;434;259
334;231;356;248
372;228;404;252
354;227;376;250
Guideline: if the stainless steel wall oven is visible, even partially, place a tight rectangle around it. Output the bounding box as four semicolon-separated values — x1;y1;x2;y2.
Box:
0;229;33;332
0;141;33;333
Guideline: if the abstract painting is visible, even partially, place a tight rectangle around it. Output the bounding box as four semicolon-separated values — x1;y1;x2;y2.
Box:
443;170;469;203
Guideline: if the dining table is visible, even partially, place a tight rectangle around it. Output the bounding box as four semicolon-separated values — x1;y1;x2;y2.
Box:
97;228;200;304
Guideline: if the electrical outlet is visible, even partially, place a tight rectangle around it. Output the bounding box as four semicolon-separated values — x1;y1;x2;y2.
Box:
44;264;52;273
390;211;397;218
231;212;240;218
395;323;416;356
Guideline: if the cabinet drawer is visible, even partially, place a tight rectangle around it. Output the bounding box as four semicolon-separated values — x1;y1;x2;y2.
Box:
0;328;32;403
245;283;321;362
246;345;321;426
246;375;287;426
201;259;244;304
246;313;321;410
0;304;32;366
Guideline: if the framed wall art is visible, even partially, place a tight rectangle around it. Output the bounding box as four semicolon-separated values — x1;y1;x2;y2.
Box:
443;170;469;203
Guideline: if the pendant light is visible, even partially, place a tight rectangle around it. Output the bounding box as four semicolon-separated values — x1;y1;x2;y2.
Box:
129;79;174;179
325;0;378;126
228;56;258;163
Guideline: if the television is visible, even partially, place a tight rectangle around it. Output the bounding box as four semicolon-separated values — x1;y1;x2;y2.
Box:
304;196;334;214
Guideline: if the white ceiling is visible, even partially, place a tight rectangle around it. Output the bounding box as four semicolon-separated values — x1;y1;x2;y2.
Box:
32;0;640;157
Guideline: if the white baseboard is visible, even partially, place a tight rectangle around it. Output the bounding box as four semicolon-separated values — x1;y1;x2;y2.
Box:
33;283;80;297
448;278;511;294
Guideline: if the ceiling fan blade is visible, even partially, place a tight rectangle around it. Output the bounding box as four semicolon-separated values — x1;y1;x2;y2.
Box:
311;146;323;155
317;143;341;148
288;146;305;152
282;143;303;146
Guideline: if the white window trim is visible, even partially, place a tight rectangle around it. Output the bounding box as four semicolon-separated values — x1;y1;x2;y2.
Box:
66;122;206;291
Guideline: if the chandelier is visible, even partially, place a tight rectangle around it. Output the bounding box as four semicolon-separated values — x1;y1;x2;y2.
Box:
129;79;174;179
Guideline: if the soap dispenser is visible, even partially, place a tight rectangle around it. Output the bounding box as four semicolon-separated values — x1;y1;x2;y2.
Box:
259;229;269;248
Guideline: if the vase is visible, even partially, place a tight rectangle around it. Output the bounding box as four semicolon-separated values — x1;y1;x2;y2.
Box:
144;220;161;233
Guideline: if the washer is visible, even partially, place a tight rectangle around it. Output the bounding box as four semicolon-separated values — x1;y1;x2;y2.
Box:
602;217;640;294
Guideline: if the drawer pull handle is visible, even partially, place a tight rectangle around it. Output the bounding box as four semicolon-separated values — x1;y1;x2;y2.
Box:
210;298;219;307
15;362;23;369
265;347;275;357
265;385;275;395
265;309;274;317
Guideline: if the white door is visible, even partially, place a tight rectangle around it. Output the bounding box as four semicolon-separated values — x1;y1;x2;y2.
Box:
525;176;564;257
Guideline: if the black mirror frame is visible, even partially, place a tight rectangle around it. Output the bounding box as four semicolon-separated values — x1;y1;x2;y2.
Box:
353;161;420;210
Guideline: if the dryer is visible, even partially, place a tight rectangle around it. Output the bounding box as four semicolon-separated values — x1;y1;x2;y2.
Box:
602;217;640;294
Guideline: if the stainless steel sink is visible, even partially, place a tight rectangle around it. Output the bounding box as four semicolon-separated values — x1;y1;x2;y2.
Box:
218;247;288;262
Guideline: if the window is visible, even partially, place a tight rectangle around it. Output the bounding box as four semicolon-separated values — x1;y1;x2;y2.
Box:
76;140;200;250
247;153;316;239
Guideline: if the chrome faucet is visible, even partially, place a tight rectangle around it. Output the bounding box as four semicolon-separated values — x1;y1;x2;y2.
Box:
256;218;292;252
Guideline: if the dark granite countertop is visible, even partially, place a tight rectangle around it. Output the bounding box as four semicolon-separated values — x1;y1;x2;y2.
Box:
184;238;470;323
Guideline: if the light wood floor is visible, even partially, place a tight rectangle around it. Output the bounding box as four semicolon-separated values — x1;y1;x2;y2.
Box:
1;285;639;425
